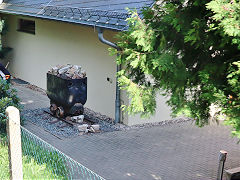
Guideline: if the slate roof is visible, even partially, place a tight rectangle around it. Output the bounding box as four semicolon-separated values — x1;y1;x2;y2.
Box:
0;0;155;31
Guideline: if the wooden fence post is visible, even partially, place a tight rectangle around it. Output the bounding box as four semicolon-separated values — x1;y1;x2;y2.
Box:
6;106;23;180
217;150;227;180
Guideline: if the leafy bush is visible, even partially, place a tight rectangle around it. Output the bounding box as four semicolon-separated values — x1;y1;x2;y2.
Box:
0;79;22;131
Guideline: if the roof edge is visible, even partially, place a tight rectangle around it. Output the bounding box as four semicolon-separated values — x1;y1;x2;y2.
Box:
0;9;127;31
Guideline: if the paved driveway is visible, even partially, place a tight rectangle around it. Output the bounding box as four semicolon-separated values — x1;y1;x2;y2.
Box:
15;84;240;180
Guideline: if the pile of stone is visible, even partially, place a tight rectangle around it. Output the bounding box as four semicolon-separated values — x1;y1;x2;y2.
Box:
77;124;100;135
66;115;100;134
67;115;85;123
48;64;86;79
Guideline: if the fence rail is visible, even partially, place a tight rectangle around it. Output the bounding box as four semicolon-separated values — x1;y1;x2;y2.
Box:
6;106;105;180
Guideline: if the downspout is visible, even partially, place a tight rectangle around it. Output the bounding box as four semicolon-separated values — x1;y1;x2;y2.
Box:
96;27;121;124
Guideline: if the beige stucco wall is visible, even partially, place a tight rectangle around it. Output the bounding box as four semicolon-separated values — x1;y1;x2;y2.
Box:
2;14;172;125
4;15;118;119
121;92;172;126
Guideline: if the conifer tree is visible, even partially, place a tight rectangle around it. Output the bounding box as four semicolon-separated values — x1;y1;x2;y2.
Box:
112;0;240;136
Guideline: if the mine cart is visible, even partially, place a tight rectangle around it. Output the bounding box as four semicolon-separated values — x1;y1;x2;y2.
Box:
46;73;87;118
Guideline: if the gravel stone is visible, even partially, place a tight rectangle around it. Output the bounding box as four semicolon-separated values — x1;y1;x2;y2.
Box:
84;107;193;132
22;108;79;138
22;107;192;138
77;124;88;132
15;77;192;138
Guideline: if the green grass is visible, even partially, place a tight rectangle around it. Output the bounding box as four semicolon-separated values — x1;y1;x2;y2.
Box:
0;118;69;179
0;130;68;180
21;130;68;179
0;142;63;179
0;142;9;179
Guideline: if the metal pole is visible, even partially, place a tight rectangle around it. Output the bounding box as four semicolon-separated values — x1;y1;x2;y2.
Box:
217;150;227;180
115;64;121;124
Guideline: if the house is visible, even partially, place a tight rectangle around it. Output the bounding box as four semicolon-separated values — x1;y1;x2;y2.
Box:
0;0;172;126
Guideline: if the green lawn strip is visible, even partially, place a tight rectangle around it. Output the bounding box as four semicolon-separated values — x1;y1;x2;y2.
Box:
0;130;69;180
21;130;69;179
0;142;61;179
0;142;9;179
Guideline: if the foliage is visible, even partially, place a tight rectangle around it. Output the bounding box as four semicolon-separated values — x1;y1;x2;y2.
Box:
0;79;22;131
112;0;240;133
0;17;11;57
207;0;240;48
0;18;5;51
206;1;240;137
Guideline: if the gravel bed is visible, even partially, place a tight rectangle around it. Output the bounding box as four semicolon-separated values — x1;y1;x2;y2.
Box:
22;108;79;138
118;117;193;131
22;107;120;138
84;107;120;131
23;107;192;138
22;106;192;139
83;107;193;131
16;77;193;137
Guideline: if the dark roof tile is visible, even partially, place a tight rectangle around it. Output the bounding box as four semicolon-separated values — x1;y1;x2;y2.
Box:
0;0;154;31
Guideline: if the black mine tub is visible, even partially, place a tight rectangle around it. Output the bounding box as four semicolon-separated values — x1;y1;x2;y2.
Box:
46;73;87;117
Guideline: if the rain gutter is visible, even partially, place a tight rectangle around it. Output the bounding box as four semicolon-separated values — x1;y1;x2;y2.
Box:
96;27;121;124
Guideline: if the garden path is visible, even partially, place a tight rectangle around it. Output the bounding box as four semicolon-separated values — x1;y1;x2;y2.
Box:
14;84;240;180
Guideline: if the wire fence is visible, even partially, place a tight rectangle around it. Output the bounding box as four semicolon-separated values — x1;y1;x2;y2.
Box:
5;106;105;180
20;125;105;180
5;107;240;180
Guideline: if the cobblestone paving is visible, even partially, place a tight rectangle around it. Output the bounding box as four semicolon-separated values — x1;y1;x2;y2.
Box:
15;84;240;180
14;84;49;110
25;120;240;180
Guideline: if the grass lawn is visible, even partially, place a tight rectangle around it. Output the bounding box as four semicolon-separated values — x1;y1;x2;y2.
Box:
0;142;62;179
0;131;67;180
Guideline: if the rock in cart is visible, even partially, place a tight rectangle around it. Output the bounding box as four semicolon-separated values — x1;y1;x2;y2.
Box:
47;64;87;118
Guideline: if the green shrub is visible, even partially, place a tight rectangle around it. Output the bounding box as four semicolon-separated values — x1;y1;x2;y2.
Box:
0;79;22;132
